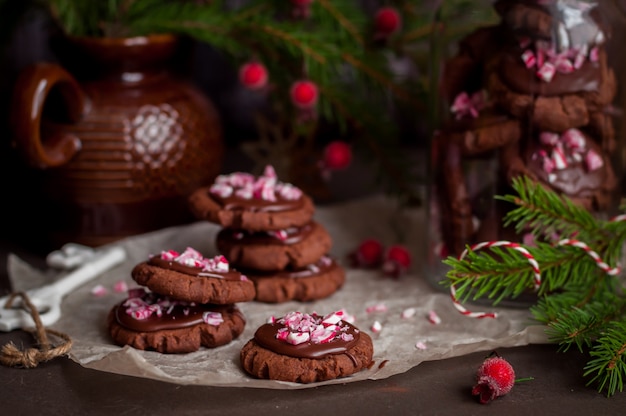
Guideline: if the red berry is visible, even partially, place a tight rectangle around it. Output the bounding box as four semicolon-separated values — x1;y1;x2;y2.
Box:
323;141;352;170
382;244;411;277
239;61;268;90
374;7;402;37
290;80;319;109
350;238;384;268
472;355;516;404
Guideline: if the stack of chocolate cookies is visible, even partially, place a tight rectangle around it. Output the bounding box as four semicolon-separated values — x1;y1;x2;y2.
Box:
433;0;618;257
189;165;346;303
107;247;255;353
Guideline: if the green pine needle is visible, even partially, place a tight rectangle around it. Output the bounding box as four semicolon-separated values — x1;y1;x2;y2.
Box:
445;175;626;397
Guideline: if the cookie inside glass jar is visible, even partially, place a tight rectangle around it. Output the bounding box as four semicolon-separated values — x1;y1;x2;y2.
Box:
426;0;621;304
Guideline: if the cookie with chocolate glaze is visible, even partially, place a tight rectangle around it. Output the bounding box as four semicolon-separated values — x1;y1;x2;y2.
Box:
108;288;245;353
131;248;256;305
240;311;374;383
188;165;315;231
243;256;345;303
216;221;332;271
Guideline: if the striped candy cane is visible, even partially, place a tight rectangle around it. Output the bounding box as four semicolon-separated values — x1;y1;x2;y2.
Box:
451;232;623;318
450;241;541;319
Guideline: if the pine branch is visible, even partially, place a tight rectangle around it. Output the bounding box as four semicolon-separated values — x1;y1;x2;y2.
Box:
584;321;626;396
444;175;626;396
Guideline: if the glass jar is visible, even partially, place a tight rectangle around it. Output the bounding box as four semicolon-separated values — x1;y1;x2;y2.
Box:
425;0;624;306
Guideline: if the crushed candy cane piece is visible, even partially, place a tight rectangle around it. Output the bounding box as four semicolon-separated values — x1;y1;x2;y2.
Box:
310;325;337;343
366;303;388;313
551;144;568;170
561;128;585;150
209;182;233;198
202;311;224;326
160;249;179;261
450;91;485;119
428;310;441;325
371;321;382;333
235;185;254;199
263;164;277;178
336;309;355;324
210;165;302;202
415;341;427;350
401;307;416;319
268;229;289;241
539;131;559;146
113;280;128;293
91;284;108;297
274;311;355;345
521;50;536;68
287;331;310;345
585;149;603;171
536;62;556;82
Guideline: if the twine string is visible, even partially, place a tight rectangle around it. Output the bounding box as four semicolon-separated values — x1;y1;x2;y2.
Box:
0;292;72;368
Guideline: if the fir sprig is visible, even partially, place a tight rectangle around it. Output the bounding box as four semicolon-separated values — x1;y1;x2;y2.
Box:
444;176;626;397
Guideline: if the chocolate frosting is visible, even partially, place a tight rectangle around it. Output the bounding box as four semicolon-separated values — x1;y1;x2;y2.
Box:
148;256;242;281
114;300;240;332
212;193;304;213
498;50;602;96
217;223;313;246
254;321;360;359
524;134;611;198
244;256;337;280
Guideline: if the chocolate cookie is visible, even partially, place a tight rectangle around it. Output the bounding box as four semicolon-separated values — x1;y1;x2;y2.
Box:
188;165;315;231
243;256;345;303
524;128;617;211
131;248;256;304
108;289;246;353
216;221;332;271
240;311;374;383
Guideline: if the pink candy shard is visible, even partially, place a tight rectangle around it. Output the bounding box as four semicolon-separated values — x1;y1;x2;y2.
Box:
274;311;354;345
371;321;382;333
561;128;585;150
428;310;442;325
113;280;129;293
202;311;224;326
539;131;559;146
263;164;277;178
310;325;337;343
401;307;416;319
287;331;310;345
91;284;108;297
209;182;233;198
551;144;568;170
415;341;427;350
268;229;289;241
585;149;603;171
521;50;536;68
366;303;388;313
160;249;179;261
209;165;302;202
536;62;555;82
450;91;485;120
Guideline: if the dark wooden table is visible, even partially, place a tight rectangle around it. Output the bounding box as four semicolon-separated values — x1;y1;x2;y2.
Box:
1;241;625;415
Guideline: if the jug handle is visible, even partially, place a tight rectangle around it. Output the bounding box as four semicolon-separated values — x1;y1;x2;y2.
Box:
10;62;87;169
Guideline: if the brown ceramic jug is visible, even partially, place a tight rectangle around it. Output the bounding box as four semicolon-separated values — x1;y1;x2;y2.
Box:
10;34;223;248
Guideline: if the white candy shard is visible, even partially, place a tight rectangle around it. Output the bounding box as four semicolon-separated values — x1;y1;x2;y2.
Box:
371;321;382;333
401;307;416;319
427;310;441;325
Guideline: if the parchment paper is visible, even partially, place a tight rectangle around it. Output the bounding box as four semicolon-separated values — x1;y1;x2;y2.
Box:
8;194;549;389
